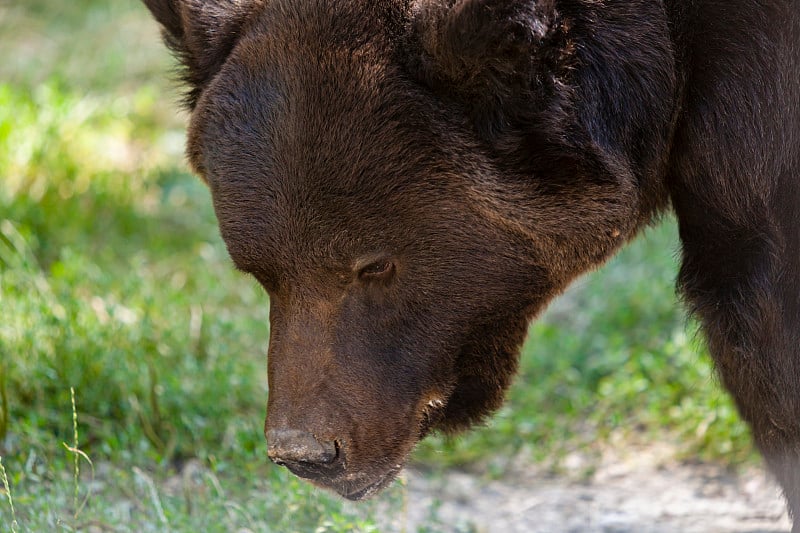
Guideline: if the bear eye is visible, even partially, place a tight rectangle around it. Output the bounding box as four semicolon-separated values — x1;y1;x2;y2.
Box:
358;260;394;281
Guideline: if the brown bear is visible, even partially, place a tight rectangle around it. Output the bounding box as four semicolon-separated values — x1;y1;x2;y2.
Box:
141;0;800;527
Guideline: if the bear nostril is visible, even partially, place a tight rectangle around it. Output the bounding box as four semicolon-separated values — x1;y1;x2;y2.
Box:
266;428;338;467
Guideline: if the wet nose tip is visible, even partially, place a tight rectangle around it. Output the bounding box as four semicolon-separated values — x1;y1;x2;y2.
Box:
266;428;337;466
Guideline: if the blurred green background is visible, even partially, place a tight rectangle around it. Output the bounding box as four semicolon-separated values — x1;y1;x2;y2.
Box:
0;1;752;531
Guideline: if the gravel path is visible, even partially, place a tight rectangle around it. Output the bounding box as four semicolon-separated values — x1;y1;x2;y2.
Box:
398;445;791;533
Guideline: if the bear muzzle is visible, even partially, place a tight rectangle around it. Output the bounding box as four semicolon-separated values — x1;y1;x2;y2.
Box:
266;427;404;500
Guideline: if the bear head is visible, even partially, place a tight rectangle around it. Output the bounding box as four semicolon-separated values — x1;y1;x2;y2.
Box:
142;0;674;499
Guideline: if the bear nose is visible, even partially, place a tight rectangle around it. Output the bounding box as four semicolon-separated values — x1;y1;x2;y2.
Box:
266;428;338;467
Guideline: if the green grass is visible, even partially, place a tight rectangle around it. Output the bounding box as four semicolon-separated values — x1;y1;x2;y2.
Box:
0;1;754;531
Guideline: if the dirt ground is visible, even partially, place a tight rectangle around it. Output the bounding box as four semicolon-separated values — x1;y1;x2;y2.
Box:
398;444;792;533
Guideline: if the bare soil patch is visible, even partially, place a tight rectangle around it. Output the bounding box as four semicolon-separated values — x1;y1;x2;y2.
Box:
399;445;791;532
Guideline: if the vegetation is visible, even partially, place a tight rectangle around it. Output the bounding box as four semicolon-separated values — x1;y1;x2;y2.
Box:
0;1;752;531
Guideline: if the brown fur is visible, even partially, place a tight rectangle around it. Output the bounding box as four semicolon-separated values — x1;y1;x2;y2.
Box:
142;0;800;526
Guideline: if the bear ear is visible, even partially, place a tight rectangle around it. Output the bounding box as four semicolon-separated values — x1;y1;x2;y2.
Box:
142;0;262;109
408;0;570;137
